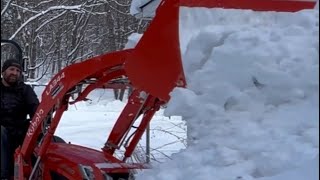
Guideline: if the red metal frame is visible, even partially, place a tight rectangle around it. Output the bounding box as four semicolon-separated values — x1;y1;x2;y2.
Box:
13;0;316;179
180;0;316;12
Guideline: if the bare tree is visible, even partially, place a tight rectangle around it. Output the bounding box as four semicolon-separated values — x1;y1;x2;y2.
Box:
1;0;150;80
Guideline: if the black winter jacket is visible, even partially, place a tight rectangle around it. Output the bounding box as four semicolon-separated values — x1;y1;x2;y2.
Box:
0;79;39;134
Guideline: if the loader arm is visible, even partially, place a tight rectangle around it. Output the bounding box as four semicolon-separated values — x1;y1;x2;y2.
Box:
15;50;133;179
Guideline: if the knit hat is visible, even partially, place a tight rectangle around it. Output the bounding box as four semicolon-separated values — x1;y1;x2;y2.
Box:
1;59;22;72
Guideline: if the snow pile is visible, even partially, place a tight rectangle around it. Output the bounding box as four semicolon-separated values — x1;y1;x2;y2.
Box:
133;6;319;180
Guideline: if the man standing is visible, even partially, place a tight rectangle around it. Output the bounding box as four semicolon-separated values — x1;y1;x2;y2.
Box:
1;59;39;179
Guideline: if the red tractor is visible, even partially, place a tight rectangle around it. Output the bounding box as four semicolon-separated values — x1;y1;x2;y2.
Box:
3;0;315;180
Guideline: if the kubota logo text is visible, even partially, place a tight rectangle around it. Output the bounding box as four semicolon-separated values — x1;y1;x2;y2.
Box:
27;109;44;137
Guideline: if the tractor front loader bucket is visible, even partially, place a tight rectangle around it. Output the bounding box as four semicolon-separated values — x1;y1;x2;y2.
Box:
125;0;186;102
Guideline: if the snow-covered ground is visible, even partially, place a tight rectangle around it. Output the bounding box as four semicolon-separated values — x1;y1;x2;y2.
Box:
35;1;319;180
52;90;186;162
